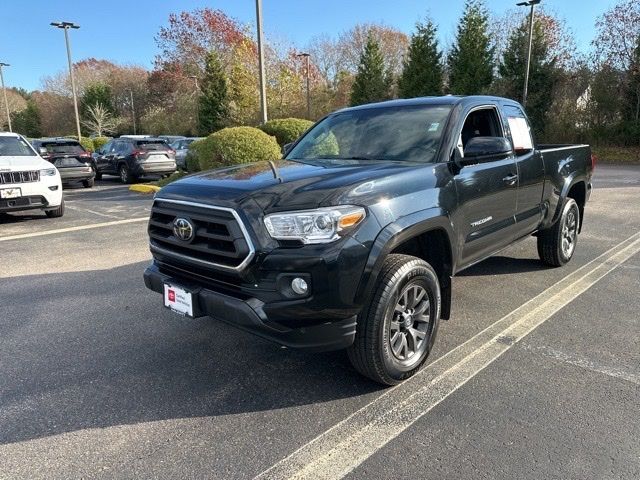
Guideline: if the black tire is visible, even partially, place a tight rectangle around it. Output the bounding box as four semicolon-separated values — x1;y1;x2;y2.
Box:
119;164;135;184
537;198;579;267
93;166;102;180
45;199;65;218
82;177;94;188
347;254;441;386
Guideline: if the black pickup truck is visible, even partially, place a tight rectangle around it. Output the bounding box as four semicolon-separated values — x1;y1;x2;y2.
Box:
143;96;594;385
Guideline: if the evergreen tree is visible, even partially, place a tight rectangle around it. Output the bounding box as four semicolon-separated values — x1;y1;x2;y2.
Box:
350;34;390;106
398;18;443;97
81;83;113;117
498;17;558;138
623;34;640;128
448;0;494;95
10;100;41;138
198;50;229;135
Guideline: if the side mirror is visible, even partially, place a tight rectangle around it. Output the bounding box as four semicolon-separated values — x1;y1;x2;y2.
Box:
38;147;48;155
463;137;512;160
282;142;293;156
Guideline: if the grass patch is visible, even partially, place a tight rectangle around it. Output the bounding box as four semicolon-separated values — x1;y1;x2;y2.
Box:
592;146;640;164
152;171;189;188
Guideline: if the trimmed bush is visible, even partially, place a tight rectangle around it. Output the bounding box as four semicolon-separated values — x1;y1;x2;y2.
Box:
259;118;313;147
65;135;95;152
196;126;281;171
92;136;110;151
185;139;205;172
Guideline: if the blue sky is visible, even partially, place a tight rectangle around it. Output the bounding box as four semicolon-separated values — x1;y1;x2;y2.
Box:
0;0;617;91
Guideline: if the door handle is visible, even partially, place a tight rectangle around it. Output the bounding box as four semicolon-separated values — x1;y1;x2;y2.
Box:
502;173;518;186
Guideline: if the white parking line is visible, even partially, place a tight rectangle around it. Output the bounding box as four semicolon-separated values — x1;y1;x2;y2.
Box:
256;231;640;480
64;204;122;219
0;217;149;242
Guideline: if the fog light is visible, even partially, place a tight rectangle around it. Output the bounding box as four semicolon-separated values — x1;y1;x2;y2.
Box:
291;277;308;295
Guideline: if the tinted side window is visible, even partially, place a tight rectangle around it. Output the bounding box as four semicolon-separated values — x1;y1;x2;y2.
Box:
503;105;534;154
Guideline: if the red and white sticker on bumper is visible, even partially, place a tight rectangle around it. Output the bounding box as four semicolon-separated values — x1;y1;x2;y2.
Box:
163;283;194;317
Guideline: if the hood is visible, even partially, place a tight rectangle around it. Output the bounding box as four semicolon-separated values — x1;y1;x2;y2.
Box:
0;155;50;171
158;159;437;212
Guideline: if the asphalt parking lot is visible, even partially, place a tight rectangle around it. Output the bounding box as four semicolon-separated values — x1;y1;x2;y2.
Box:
1;165;639;479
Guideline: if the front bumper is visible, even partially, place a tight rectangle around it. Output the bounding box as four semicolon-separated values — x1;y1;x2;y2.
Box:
144;263;357;351
0;179;62;212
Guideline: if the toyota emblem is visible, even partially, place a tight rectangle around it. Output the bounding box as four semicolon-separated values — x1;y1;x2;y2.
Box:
173;217;194;242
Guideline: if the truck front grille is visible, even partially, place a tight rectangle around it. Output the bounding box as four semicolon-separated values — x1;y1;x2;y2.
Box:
148;199;254;272
0;170;40;184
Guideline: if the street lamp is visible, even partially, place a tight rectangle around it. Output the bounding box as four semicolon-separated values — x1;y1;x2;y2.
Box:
50;21;82;140
188;75;200;133
516;0;542;106
255;0;268;124
296;53;311;120
0;62;12;132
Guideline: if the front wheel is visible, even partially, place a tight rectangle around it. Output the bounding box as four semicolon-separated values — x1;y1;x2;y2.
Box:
347;254;441;386
45;199;65;218
537;198;579;267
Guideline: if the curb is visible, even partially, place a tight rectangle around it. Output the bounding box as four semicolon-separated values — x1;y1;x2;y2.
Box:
129;184;161;194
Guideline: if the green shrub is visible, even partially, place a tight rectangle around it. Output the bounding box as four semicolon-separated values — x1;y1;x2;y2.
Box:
92;136;110;151
196;126;281;171
65;135;95;152
259;118;313;146
185;139;205;172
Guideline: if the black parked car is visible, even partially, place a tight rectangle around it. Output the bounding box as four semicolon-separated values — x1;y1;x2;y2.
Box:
31;138;95;188
93;137;177;184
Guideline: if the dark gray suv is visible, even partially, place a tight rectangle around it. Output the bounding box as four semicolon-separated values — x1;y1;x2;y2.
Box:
93;137;177;183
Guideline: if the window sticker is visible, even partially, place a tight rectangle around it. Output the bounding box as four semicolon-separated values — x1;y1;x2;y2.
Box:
428;122;440;132
508;117;533;150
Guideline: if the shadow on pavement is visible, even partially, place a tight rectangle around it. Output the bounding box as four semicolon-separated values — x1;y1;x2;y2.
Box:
458;255;548;276
0;261;378;446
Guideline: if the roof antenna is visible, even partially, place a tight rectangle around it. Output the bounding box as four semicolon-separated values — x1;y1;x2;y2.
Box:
268;160;282;182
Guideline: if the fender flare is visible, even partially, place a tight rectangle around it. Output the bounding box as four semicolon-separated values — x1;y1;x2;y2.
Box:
354;208;456;318
550;173;587;230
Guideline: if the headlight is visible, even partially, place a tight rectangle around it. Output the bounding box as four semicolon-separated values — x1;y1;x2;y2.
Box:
40;168;57;176
264;206;366;244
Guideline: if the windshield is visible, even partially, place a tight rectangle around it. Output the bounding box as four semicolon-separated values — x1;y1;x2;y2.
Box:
0;136;37;157
40;142;85;154
287;104;452;163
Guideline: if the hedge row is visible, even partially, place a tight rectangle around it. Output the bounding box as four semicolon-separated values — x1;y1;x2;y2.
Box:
64;136;111;152
187;126;281;172
185;118;313;173
258;118;313;147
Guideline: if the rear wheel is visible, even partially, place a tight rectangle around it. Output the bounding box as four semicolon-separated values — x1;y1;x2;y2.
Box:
347;254;441;385
119;164;136;184
45;199;65;218
537;198;579;267
82;177;94;188
93;165;102;180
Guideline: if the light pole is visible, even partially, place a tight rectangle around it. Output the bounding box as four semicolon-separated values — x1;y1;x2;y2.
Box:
255;0;268;124
188;75;200;133
297;53;311;119
129;89;137;135
51;21;82;140
0;62;12;132
516;0;541;106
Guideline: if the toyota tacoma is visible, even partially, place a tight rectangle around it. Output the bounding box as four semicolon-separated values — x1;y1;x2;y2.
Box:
143;96;594;385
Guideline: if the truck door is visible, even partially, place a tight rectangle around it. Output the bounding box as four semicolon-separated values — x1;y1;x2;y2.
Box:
502;104;545;237
453;105;519;268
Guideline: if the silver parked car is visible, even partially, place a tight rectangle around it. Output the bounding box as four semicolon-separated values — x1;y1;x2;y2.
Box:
170;137;203;169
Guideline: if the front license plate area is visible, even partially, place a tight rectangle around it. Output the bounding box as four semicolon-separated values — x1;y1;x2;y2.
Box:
0;188;21;199
163;283;194;317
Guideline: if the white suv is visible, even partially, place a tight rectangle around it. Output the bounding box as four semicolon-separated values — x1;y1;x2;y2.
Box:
0;132;64;218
